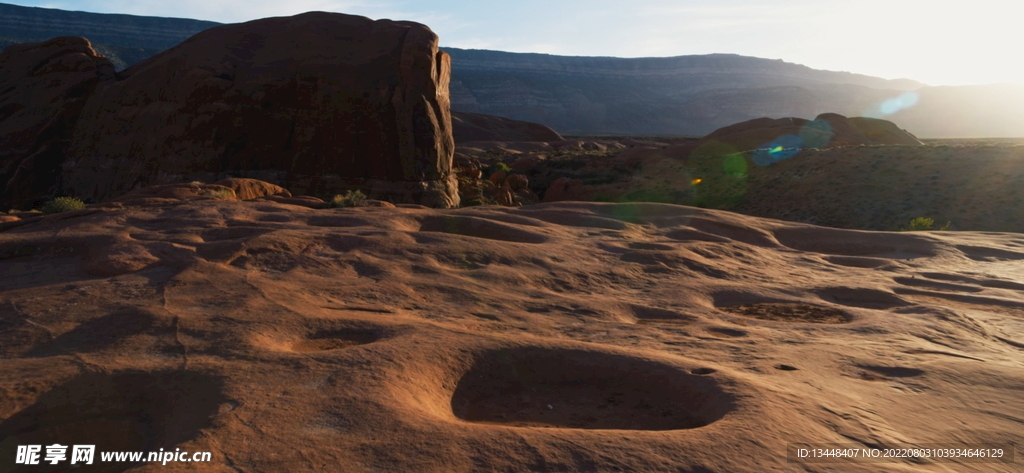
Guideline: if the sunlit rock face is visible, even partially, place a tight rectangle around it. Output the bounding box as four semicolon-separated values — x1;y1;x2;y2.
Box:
0;37;115;210
59;12;458;207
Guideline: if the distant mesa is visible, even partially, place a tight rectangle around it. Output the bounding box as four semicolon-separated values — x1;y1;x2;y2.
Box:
3;2;1024;139
451;111;563;143
692;113;923;160
0;12;459;210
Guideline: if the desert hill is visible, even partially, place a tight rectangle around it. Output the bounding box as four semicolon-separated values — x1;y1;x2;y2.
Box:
692;113;923;156
0;194;1022;472
3;2;1022;138
445;48;1024;138
455;135;1024;233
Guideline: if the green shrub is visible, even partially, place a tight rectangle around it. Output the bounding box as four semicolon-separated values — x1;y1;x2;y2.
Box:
331;190;367;208
485;162;512;176
40;197;85;214
905;217;952;231
909;217;934;231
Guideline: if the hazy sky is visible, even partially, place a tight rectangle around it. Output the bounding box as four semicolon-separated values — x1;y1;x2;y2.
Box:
11;0;1021;86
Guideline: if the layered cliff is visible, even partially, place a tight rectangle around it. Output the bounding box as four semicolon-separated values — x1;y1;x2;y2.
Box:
2;2;1022;138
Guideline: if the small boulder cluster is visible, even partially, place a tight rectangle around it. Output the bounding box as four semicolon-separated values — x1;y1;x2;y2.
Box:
453;154;540;207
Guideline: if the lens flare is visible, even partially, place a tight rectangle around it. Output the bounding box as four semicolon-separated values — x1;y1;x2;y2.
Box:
752;134;802;166
723;154;747;177
867;91;920;117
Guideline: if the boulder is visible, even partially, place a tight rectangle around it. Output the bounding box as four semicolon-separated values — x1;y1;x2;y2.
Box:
0;37;116;210
504;173;529;191
451;111;563;142
213;178;290;200
489;170;507;186
543;177;586;202
59;12;458;207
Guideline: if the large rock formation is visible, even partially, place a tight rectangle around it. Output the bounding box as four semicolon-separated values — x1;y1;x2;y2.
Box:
0;36;115;209
451;111;563;142
57;12;458;208
692;113;922;158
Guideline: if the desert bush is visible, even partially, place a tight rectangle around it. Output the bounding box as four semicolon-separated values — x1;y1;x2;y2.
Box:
486;162;512;176
331;190;367;208
904;217;952;231
40;197;85;214
909;217;934;230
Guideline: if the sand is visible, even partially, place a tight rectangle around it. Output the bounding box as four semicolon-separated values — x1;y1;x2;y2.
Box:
0;200;1022;472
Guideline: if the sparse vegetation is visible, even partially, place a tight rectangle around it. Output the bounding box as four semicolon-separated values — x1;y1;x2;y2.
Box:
331;190;367;208
486;162;512;176
40;197;86;214
903;217;952;231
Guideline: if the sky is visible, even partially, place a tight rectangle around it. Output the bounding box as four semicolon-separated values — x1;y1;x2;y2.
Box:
11;0;1022;86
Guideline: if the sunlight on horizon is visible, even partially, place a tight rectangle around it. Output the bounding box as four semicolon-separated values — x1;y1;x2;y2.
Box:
12;0;1024;86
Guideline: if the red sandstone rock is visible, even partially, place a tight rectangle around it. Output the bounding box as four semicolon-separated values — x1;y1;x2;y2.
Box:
0;37;115;209
357;199;397;208
543;176;586;202
213;178;291;200
514;187;540;205
489;170;507;186
253;194;328;209
505;173;529;191
495;183;515;206
60;12;458;207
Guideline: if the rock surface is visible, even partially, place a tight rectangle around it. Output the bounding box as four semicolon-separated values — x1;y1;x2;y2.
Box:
451;111;563;142
0;37;115;210
0;199;1021;472
59;12;457;208
212;178;290;201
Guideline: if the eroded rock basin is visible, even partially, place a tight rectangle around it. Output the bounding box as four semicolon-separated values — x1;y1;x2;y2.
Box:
450;347;733;430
